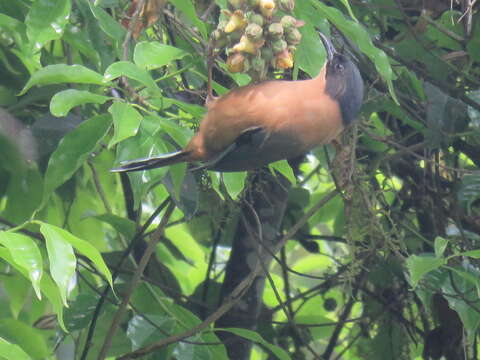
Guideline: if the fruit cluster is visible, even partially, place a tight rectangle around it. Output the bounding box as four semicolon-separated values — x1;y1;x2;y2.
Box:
211;0;304;80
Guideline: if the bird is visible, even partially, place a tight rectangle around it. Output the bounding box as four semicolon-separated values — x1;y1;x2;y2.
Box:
111;33;363;173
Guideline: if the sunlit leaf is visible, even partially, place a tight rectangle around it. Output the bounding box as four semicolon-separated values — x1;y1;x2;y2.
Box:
269;160;295;184
222;172;247;200
169;0;207;39
25;0;71;49
50;89;110;117
0;319;49;359
40;274;67;331
406;255;445;288
0;249;66;331
148;115;193;148
104;61;161;95
40;223;77;306
40;223;113;289
88;2;125;41
134;41;188;70
0;337;30;360
0;232;43;299
108;101;143;148
460;249;480;259
20;64;105;95
434;236;448;258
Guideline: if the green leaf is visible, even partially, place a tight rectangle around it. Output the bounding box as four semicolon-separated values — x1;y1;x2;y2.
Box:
457;171;480;214
148;115;193;148
0;85;17;107
134;42;188;70
50;89;111;117
310;1;399;103
218;328;291;360
467;90;480;127
115;118;170;206
104;61;161;95
40;274;67;332
108;101;143;148
3;274;31;318
63;26;101;68
64;293;100;332
169;0;207;39
0;319;49;359
43;114;112;204
269;160;295;184
167;98;206;118
405;255;445;288
441;268;480;341
40;223;113;289
0;337;31;360
20;64;105;95
40;224;77;306
0;249;67;331
92;214;136;239
295;22;327;78
446;266;480;289
222;172;247;200
174;334;216;360
434;236;448;258
0;14;28;47
0;232;43;300
459;249;480;259
169;162;188;200
3;167;43;224
25;0;71;50
88;2;125;41
127;314;176;350
338;0;358;22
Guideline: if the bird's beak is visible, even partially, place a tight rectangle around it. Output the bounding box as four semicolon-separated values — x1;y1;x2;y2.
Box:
318;32;336;62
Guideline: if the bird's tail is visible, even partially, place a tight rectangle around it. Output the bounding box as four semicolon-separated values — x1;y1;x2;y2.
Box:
111;150;191;173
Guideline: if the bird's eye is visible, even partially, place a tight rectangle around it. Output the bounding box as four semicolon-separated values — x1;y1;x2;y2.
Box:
335;63;344;72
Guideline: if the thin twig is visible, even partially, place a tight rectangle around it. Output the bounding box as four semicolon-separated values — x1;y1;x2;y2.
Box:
79;198;170;360
322;271;365;360
122;0;145;61
117;190;338;359
0;217;43;240
97;200;175;360
88;161;112;213
422;14;465;42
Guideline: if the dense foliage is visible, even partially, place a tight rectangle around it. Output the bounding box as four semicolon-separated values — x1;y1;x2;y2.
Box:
0;0;480;359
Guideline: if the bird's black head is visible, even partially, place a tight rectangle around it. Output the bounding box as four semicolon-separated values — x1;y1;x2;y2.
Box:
319;33;364;126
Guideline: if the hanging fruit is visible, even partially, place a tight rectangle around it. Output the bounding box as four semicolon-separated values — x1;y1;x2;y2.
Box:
211;0;303;80
275;49;294;69
224;10;248;33
227;52;247;72
259;0;275;18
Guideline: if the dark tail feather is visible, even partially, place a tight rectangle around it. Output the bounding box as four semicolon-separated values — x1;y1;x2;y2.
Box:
111;150;191;173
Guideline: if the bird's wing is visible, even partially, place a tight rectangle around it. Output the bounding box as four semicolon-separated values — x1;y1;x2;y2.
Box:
192;126;269;171
189;79;342;171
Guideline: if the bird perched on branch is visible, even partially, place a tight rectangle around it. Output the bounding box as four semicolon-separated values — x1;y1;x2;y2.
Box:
112;33;363;173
